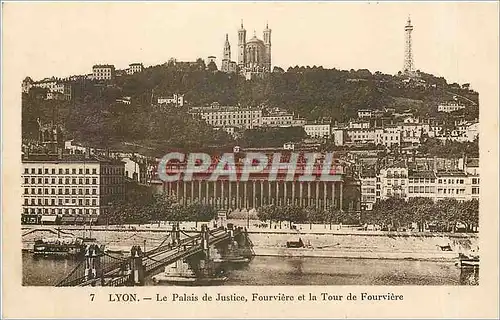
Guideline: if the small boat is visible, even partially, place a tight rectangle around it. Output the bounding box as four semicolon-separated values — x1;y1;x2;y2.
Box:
457;252;479;268
151;274;228;286
33;237;85;257
286;237;304;248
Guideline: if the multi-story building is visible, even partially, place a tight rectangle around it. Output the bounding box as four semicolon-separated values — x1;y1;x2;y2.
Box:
360;171;377;210
357;109;373;119
304;123;331;139
348;120;370;129
191;102;262;129
158;94;184;107
92;64;115;81
375;126;401;148
378;163;408;200
435;171;469;201
399;123;430;145
21;153;125;224
407;170;436;200
346;129;376;144
438;101;466;113
127;63;144;75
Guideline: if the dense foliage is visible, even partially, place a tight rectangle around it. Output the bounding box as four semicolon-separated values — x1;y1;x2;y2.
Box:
367;197;478;232
99;186;216;225
23;62;478;155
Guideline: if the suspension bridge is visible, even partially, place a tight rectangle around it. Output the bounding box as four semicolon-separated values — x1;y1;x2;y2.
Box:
55;223;248;287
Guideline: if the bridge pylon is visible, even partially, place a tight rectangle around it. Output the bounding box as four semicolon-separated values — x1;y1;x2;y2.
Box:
129;245;145;286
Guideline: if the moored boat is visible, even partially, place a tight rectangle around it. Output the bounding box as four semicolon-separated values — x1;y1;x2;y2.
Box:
33;237;85;257
151;274;228;286
457;252;479;268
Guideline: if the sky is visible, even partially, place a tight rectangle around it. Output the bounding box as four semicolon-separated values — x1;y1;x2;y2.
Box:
3;2;499;88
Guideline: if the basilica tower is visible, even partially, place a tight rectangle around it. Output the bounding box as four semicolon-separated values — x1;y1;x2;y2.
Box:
223;33;231;60
238;20;247;68
263;22;272;71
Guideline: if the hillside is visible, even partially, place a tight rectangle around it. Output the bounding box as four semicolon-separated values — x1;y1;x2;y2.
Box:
22;63;479;155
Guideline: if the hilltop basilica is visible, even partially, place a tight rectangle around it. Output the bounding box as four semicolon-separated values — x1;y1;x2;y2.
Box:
221;21;272;79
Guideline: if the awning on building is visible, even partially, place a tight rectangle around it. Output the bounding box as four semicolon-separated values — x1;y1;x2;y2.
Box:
41;215;57;222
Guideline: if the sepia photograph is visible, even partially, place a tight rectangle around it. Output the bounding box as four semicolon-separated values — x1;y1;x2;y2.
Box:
2;1;499;318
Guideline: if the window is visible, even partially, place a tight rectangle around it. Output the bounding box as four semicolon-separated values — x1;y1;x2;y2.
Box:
31;178;35;184
65;189;69;195
92;168;97;174
24;178;28;184
472;187;479;194
51;199;55;205
45;169;49;174
79;169;83;174
92;199;97;206
52;169;56;174
65;169;70;174
420;186;424;193
92;178;96;184
425;186;430;193
86;169;90;174
92;189;96;195
38;168;42;174
38;188;42;194
65;178;70;184
408;186;413;193
72;178;76;184
44;188;48;194
79;189;83;194
51;178;55;184
85;199;90;205
31;168;36;174
24;188;28;194
38;178;42;184
44;178;48;184
72;189;76;195
59;169;63;174
79;178;82;184
24;168;29;174
78;199;83;205
58;199;63;205
85;178;89;184
72;168;76;174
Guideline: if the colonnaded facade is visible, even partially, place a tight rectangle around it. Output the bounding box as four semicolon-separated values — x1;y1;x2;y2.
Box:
160;179;345;211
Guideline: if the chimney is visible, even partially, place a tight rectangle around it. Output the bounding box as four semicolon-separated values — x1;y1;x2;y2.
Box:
85;147;90;159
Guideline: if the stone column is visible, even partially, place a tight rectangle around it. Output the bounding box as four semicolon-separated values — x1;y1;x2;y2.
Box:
236;182;240;208
183;181;187;205
332;182;336;209
260;180;264;207
339;182;343;212
176;182;180;200
299;183;303;207
276;182;280;206
307;182;311;207
228;181;232;209
198;180;202;202
268;181;272;205
284;181;288;206
213;181;217;208
221;181;225;209
292;182;295;206
244;182;247;208
206;181;209;205
252;181;256;209
315;181;319;209
191;181;194;202
323;182;327;210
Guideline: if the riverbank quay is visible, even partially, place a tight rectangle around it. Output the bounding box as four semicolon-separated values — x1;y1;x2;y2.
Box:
21;220;477;261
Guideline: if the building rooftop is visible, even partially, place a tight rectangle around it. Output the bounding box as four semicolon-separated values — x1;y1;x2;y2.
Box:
22;153;123;165
435;170;467;177
93;64;115;68
408;170;436;179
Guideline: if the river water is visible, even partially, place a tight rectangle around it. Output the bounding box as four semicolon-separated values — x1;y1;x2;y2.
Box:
22;252;478;286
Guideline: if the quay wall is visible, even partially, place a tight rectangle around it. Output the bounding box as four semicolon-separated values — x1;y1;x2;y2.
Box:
21;222;478;261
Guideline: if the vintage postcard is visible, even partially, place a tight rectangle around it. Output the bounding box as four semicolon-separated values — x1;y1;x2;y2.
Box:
2;1;499;319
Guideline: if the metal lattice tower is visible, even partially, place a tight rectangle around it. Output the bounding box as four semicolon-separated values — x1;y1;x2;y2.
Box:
403;16;414;75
